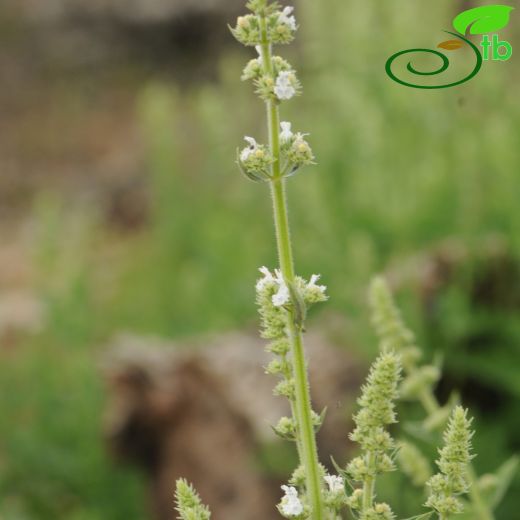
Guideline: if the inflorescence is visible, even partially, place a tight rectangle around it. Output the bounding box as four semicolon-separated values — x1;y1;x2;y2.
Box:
173;2;480;520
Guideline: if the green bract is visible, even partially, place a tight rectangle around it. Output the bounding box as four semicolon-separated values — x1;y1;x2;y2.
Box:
174;479;211;520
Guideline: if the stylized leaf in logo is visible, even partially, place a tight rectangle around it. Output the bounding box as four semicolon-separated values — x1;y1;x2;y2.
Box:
453;5;514;35
438;40;464;50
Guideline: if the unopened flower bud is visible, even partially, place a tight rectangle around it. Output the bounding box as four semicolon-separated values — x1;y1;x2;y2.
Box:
237;16;249;28
289;465;307;487
273;416;296;440
274;378;295;399
255;74;277;101
376;454;396;473
238;136;272;182
230;14;261;46
361;502;396;520
265;358;287;375
272;55;292;74
266;338;290;356
347;456;369;481
346;488;363;510
242;58;263;81
287;133;314;168
267;6;297;44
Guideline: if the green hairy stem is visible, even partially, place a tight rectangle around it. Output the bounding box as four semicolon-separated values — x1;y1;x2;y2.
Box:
362;450;376;513
260;18;325;520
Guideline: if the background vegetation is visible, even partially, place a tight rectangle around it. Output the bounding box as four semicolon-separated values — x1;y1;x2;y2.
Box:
0;0;518;518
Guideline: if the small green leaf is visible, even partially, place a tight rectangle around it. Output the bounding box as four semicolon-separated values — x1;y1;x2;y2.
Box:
453;5;514;35
287;281;307;329
313;406;328;433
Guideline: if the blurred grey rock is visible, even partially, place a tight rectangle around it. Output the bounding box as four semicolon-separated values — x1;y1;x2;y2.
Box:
1;0;244;75
103;329;360;446
10;0;242;26
102;329;361;520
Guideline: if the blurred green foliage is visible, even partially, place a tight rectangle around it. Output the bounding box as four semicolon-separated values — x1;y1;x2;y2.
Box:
0;0;518;518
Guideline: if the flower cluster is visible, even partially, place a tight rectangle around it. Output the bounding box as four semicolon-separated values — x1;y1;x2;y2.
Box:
231;13;263;46
233;2;311;183
368;277;501;519
279;122;315;171
231;2;298;47
174;479;211;520
238;122;313;183
360;502;396;520
426;407;474;517
274;70;298;99
242;51;291;82
256;266;326;410
242;47;301;103
237;136;273;182
323;474;347;512
286;131;314;170
272;6;297;43
258;266;326;307
256;266;326;336
349;351;401;452
346;352;402;518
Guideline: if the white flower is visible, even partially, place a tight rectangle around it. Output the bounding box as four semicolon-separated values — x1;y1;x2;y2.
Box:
308;274;327;294
280;121;293;143
244;136;257;148
255;45;262;57
292;132;310;147
256;267;291;306
240;136;258;162
272;269;290;306
272;281;290;306
278;6;297;31
324;474;344;493
280;485;303;517
256;266;275;291
303;273;327;303
274;71;296;100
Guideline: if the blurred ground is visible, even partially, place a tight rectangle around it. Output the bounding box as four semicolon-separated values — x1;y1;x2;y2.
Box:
102;331;361;519
0;0;519;519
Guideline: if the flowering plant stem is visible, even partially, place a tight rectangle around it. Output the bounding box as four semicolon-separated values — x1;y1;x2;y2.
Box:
260;16;325;520
416;375;492;520
362;450;376;512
